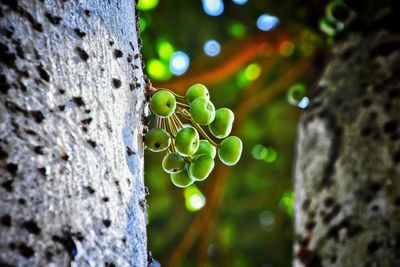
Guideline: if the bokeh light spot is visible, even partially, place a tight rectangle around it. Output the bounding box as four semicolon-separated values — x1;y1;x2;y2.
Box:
184;185;206;212
229;22;247;38
170;51;190;75
252;145;268;160
256;14;279;31
157;39;175;61
137;0;159;11
279;41;295;57
232;0;247;5
140;18;147;33
287;83;306;106
203;40;221;57
244;63;261;81
298;96;310;109
202;0;224;16
147;59;170;81
279;191;294;217
259;210;275;227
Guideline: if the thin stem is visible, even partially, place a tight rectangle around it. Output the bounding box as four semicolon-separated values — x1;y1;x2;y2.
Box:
190;119;218;147
154;87;186;100
176;101;190;109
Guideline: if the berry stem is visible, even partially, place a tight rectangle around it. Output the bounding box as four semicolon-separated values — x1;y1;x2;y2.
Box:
154;87;185;100
176;101;190;109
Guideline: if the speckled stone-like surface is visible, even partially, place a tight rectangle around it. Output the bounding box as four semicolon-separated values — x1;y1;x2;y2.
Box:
0;1;149;266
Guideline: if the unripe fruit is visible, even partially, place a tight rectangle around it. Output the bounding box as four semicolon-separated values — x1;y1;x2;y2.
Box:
209;108;234;139
190;97;215;125
162;153;185;174
175;127;200;156
150;90;176;118
195;140;216;159
218;136;243;166
145;128;170;152
189;155;215;181
186;83;209;104
170;169;194;188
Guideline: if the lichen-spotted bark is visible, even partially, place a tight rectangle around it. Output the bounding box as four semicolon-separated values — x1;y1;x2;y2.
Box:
0;0;149;266
294;2;400;267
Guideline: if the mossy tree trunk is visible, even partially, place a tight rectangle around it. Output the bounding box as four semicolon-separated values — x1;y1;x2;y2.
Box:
0;1;149;266
294;1;400;266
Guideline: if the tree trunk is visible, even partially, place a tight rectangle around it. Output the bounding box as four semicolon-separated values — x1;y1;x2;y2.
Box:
294;2;400;267
0;1;148;266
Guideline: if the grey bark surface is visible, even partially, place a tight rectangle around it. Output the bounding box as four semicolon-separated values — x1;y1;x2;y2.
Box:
294;2;400;267
0;1;149;266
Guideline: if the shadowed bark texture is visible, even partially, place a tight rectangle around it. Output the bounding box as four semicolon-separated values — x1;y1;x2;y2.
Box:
0;0;149;266
294;1;400;267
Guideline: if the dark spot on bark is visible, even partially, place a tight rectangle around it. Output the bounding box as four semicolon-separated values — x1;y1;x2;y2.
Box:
112;78;121;88
114;49;123;58
105;262;116;267
395;196;400;206
102;197;109;202
0;42;16;68
109;40;114;46
347;224;364;238
393;151;400;163
81;118;92;125
383;120;397;133
45;250;53;262
0;261;15;267
367;240;381;254
84;9;90;16
103;219;111;227
22;220;41;235
340;46;354;60
81;126;88;132
302;199;310;211
72;97;85;107
324;197;335;207
36;65;50;81
127;54;133;62
384;101;392;113
126;146;135;156
388;89;400;98
368;182;382;192
76;232;84;241
25;129;37;135
361;97;372;107
8;242;15;250
30;110;45;123
5;100;28;116
122;237;126;244
74;28;86;38
6;163;18;174
0;73;11;94
61;151;69;161
330;255;337;264
52;234;77;260
371;205;379;212
45;12;62;25
38;167;46;176
58;88;65;94
371;40;400;57
18;198;26;205
33;146;44;155
87;139;97;148
1;214;12;226
84;109;91;114
129;83;136;91
305;221;316;231
58;105;65;111
84;186;95;194
17;243;35;258
75;47;89;61
361;127;373;137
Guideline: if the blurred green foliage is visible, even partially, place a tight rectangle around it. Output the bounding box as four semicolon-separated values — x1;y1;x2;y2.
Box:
140;0;330;266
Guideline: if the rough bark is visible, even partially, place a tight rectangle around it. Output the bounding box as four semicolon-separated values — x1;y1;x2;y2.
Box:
294;2;400;267
0;1;149;266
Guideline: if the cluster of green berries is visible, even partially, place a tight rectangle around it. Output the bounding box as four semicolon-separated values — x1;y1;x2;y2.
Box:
145;84;243;188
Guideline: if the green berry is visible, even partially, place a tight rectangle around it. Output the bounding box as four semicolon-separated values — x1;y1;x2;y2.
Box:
162;153;185;174
170;169;194;188
209;108;234;139
175;127;200;156
195;140;216;159
145;128;170;152
186;83;209;104
218;136;243;166
190;97;215;125
188;155;215;181
150;90;176;118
